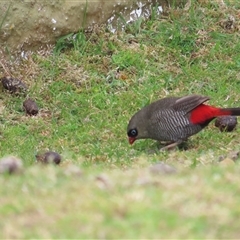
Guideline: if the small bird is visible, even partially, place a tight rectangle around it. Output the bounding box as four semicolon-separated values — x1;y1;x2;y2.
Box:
127;94;240;150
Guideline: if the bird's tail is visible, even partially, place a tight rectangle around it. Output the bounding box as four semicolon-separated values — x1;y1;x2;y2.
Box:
190;104;240;124
220;108;240;116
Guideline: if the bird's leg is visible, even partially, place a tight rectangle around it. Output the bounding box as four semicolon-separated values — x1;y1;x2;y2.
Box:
160;140;183;151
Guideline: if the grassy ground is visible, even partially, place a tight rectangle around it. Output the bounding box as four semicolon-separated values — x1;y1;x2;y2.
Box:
1;0;240;238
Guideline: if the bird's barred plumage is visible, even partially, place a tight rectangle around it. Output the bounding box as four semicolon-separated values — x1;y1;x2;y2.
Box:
150;108;202;142
127;94;240;149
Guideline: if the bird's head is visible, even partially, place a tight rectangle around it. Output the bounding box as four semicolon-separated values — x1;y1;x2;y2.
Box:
127;128;138;144
127;110;150;144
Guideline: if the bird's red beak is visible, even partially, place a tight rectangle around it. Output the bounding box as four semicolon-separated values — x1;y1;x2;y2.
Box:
128;137;136;145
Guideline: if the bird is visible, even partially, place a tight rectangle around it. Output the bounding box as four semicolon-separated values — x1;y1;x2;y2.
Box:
127;94;240;150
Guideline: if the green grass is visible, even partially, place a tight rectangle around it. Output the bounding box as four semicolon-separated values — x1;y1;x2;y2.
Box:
1;0;240;238
1;164;240;238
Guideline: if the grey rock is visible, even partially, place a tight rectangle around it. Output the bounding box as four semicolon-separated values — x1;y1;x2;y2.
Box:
150;162;177;175
95;174;112;189
0;0;186;52
64;164;82;176
0;156;23;174
229;151;240;161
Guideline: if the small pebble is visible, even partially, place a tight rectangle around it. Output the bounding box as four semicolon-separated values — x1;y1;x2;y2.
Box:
149;162;177;175
218;155;225;162
229;151;240;161
215;116;237;132
64;164;82;176
1;76;27;93
0;156;23;174
95;174;112;189
36;151;61;165
218;151;240;162
23;98;39;116
219;157;235;167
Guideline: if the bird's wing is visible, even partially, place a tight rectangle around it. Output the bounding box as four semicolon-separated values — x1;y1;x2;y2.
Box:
172;95;210;113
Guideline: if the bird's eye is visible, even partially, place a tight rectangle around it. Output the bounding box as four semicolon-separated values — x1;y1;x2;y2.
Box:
128;128;138;137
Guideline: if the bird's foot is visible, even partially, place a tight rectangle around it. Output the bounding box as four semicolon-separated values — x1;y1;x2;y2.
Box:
159;141;183;151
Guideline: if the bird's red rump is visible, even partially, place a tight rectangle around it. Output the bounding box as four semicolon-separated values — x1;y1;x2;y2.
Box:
190;104;231;124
